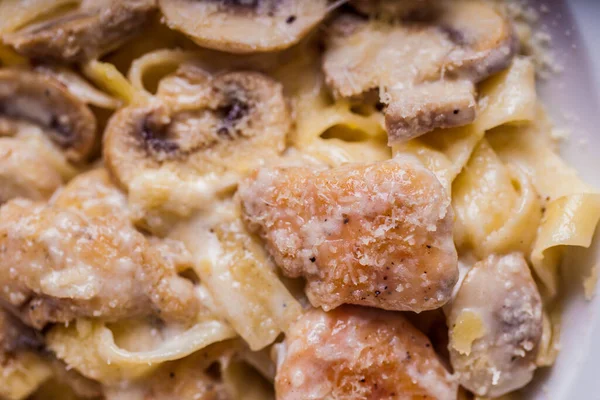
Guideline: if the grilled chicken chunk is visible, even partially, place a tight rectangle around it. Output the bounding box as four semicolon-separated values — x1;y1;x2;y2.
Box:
239;157;458;312
0;199;199;329
276;306;458;400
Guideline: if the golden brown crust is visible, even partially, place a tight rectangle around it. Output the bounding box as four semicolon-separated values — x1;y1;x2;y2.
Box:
239;157;458;312
0;199;199;329
276;306;458;400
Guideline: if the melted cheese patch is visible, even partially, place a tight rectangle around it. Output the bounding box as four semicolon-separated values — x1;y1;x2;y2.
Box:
451;310;486;355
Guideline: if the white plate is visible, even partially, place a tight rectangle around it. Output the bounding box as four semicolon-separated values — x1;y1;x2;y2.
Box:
524;1;600;399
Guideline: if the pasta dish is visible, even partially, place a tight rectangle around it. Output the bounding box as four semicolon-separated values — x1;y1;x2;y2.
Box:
0;0;597;399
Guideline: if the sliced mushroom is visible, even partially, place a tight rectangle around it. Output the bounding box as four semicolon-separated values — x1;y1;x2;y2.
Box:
0;199;200;329
159;0;330;53
0;69;96;163
323;1;517;143
276;306;458;399
104;64;290;229
448;253;542;397
239;157;458;312
0;138;62;205
3;0;157;63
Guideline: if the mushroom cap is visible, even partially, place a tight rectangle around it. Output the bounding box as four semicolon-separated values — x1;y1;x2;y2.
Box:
159;0;330;53
448;253;543;397
0;69;96;163
440;1;519;81
323;0;517;143
0;138;62;205
104;65;290;190
3;0;157;63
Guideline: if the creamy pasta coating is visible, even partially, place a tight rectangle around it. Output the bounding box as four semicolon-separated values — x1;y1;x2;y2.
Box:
0;0;597;399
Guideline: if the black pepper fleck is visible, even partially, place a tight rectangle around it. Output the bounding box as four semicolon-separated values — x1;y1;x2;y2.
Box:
309;256;316;263
286;15;296;23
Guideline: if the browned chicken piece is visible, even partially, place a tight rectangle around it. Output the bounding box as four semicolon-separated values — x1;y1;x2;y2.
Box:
323;1;517;143
54;168;196;275
448;253;543;397
52;168;129;220
239;157;458;312
0;69;96;163
3;0;157;64
105;342;234;400
0;199;199;329
0;138;62;205
159;0;330;53
276;306;458;400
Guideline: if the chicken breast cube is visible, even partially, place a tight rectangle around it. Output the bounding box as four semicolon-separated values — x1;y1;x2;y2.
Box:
448;253;543;397
276;306;458;400
239;157;458;312
0;199;199;329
